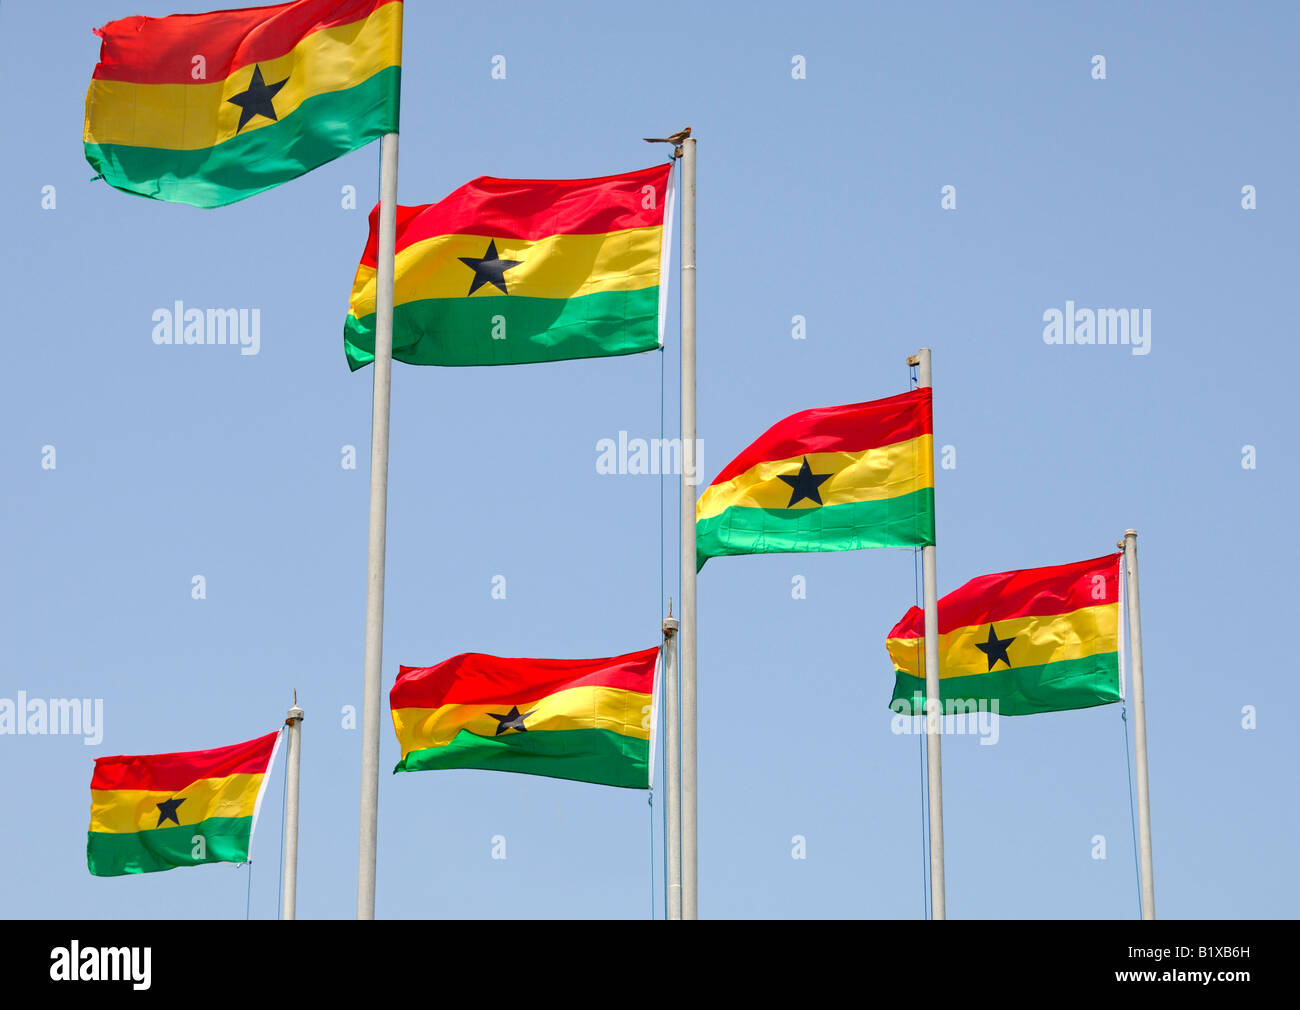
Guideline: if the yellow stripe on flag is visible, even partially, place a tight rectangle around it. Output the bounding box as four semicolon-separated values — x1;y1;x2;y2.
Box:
348;226;663;317
83;2;401;151
392;684;652;759
89;772;265;834
886;602;1120;681
696;435;934;521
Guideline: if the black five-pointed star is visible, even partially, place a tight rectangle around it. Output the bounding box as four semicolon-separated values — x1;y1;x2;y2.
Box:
778;456;833;507
458;240;523;295
488;705;531;735
227;65;289;133
974;624;1016;671
155;796;186;828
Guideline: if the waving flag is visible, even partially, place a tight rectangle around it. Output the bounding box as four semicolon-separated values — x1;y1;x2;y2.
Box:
84;0;402;207
88;731;281;876
887;553;1123;716
391;648;660;788
345;164;675;368
696;389;935;568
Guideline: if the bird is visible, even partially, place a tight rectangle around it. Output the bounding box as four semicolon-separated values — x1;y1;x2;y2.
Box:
643;126;691;146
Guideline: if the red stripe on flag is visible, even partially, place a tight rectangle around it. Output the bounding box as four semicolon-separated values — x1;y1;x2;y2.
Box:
708;389;933;488
357;165;673;266
888;553;1122;638
390;647;659;709
91;731;279;791
91;0;399;85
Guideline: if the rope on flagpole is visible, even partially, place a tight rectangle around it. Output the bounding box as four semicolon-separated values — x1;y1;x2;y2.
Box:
913;543;930;921
657;303;668;920
908;361;931;920
1120;705;1143;918
659;341;666;652
648;789;657;919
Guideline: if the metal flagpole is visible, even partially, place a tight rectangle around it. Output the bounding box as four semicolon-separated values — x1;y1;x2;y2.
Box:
356;129;399;920
678;135;699;920
281;695;304;920
1122;529;1156;919
909;347;946;920
662;606;682;919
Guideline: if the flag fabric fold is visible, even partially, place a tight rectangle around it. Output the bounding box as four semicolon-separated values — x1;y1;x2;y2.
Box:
84;0;403;207
344;164;674;368
87;731;281;876
696;388;936;568
886;553;1123;716
390;648;660;788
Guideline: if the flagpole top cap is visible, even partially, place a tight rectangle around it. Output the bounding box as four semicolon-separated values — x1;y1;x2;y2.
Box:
663;617;680;635
286;706;304;723
1124;528;1138;538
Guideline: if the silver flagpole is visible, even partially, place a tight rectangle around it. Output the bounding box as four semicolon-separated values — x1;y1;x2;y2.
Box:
678;136;699;920
909;347;946;919
662;606;682;919
356;128;400;920
1122;529;1156;919
281;694;304;920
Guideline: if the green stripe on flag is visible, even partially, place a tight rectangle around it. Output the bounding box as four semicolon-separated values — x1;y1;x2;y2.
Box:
87;816;254;876
889;652;1122;717
344;287;662;369
395;728;649;789
696;488;936;569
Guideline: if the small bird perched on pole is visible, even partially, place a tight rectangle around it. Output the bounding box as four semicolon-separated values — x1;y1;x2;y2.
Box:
644;126;691;157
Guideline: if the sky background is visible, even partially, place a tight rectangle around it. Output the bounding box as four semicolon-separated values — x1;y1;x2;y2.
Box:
1;0;1296;919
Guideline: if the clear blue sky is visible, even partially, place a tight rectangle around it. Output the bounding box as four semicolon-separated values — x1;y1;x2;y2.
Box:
1;0;1296;919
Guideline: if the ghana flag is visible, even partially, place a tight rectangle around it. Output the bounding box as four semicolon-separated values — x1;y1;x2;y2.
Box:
391;648;660;788
696;389;935;568
887;553;1123;717
87;731;280;876
344;164;675;368
84;0;402;208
